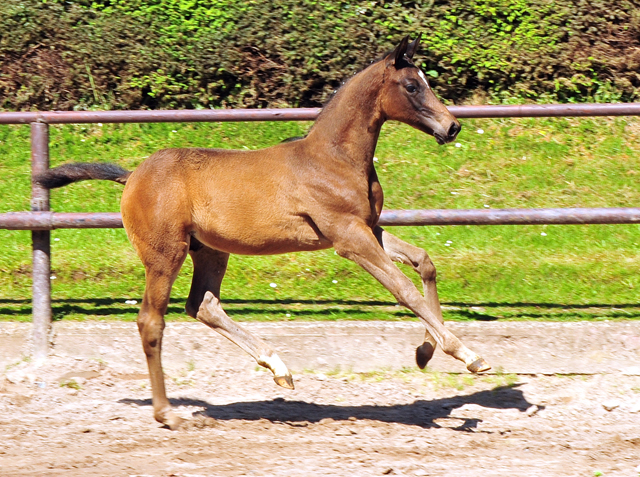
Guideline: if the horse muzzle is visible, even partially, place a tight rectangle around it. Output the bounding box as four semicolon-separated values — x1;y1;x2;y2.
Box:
429;118;461;145
436;121;461;144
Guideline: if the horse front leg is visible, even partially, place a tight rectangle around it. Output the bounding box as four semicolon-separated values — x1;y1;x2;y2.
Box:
374;226;442;369
186;242;294;389
334;222;490;373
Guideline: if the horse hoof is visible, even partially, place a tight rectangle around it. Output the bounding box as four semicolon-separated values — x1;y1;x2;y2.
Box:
467;357;491;374
260;353;294;389
156;411;185;430
164;414;185;430
416;342;435;369
274;374;295;390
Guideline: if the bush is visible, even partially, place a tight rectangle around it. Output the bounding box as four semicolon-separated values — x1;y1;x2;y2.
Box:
1;0;640;110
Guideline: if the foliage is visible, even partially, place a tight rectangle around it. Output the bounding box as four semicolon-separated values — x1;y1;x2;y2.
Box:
2;0;640;110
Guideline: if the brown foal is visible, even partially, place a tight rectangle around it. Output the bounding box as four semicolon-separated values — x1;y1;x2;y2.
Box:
38;36;490;429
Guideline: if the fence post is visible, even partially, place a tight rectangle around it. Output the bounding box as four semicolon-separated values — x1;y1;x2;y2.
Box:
30;122;51;362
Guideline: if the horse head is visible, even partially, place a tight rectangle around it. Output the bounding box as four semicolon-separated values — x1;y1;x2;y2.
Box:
379;36;461;145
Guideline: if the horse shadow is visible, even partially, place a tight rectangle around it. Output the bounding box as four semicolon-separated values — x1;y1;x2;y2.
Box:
120;383;540;431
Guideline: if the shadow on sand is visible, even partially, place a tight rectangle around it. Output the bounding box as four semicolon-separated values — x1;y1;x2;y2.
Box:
120;384;540;431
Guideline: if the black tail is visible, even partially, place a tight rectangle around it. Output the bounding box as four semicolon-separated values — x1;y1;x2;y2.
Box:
35;162;132;189
280;135;306;143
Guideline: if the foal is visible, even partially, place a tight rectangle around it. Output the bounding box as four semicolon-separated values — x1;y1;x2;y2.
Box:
38;36;490;429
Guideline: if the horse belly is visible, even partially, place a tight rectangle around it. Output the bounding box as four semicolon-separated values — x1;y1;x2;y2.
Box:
193;213;331;255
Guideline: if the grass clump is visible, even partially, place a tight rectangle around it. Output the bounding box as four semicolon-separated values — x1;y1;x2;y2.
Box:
59;379;81;390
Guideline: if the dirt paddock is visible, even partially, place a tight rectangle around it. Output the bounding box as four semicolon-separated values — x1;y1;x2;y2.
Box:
1;322;639;476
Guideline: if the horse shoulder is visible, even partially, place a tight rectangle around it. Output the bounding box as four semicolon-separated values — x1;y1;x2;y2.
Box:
290;156;380;236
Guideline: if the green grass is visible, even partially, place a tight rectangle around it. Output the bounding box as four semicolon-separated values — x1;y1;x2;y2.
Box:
298;367;520;391
1;117;640;322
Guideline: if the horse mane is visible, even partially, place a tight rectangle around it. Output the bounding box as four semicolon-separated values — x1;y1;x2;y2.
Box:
317;50;417;113
285;48;418;140
321;57;384;109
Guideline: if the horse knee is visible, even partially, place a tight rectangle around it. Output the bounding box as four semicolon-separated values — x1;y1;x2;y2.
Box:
417;251;437;282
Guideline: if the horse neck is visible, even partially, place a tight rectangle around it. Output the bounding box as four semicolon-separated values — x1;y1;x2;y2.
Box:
306;63;386;172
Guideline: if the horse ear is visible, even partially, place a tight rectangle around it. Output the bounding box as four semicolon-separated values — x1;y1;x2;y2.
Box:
389;36;410;67
406;35;421;59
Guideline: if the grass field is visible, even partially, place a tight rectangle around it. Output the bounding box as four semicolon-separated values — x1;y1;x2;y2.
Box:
1;115;639;322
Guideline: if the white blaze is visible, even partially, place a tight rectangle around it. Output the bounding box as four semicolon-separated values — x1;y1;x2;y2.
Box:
418;70;431;90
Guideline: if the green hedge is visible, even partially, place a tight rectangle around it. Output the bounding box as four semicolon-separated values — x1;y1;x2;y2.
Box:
1;0;640;110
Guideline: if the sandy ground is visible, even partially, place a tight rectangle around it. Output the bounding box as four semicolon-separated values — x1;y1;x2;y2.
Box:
1;355;639;477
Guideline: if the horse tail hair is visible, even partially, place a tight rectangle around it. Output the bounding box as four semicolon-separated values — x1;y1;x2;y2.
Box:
280;135;307;143
34;162;132;189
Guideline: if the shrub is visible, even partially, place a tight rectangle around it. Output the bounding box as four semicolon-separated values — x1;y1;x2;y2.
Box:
1;0;639;110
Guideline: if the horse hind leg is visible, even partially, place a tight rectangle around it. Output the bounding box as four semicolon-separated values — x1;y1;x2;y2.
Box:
186;239;294;389
374;227;443;370
196;292;294;389
136;238;189;430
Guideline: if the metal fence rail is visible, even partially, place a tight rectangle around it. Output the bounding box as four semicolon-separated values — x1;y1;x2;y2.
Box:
2;208;640;230
2;103;639;360
3;103;640;124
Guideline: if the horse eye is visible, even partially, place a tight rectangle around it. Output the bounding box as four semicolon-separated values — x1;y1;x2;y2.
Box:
406;84;417;93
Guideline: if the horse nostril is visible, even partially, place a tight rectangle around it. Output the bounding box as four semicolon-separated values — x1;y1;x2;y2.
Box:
448;122;461;138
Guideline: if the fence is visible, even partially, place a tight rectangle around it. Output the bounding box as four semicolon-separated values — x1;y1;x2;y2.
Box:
2;103;640;361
